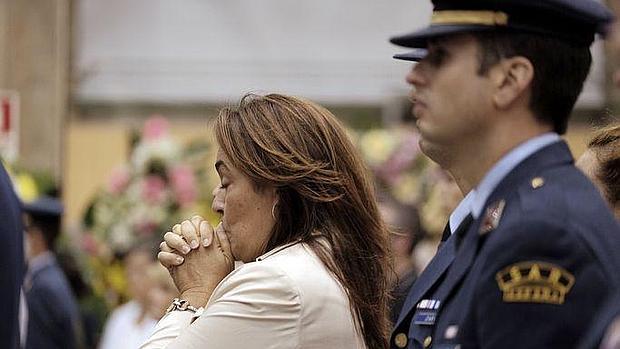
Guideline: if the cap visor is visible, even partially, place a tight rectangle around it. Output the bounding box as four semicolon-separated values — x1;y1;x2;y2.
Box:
393;49;428;62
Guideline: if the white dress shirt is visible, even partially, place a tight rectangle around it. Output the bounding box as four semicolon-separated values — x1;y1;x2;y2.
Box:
141;241;366;349
99;301;157;349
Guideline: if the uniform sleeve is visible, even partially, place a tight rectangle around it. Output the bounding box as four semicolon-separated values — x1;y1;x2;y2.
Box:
141;263;302;349
472;218;610;349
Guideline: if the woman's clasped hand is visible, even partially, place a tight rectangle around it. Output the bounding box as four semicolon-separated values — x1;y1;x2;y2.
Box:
158;216;234;307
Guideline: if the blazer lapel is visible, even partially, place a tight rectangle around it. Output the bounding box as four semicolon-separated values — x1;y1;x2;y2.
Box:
432;218;481;307
395;214;473;326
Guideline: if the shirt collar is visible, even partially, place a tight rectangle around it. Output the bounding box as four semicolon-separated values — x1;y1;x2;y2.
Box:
256;239;303;261
27;251;55;276
448;190;475;234
469;132;560;219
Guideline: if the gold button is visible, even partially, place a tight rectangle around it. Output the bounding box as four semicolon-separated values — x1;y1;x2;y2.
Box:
531;177;545;189
423;336;432;348
394;333;408;348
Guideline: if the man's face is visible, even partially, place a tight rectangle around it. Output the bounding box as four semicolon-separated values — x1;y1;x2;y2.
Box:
406;34;494;164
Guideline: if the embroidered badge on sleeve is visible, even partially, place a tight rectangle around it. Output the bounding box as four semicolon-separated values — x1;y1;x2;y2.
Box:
495;261;575;305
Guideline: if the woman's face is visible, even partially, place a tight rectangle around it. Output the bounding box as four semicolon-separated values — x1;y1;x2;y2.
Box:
212;149;277;262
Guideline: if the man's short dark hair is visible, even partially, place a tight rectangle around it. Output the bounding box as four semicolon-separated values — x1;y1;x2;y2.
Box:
474;31;592;134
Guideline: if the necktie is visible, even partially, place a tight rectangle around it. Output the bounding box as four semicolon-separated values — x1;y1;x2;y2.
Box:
440;221;452;242
454;213;474;249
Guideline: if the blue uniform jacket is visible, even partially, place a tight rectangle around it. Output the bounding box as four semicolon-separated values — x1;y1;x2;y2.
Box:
391;141;620;349
0;163;24;349
578;292;620;349
25;255;81;349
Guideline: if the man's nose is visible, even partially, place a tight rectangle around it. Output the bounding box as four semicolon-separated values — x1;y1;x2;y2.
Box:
405;63;426;87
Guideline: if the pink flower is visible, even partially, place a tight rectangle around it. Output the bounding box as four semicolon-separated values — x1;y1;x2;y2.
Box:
134;220;158;237
107;167;131;195
375;132;421;184
142;175;167;204
143;115;169;141
81;233;100;256
169;165;197;207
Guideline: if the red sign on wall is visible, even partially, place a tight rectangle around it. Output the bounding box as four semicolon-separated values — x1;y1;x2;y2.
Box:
0;90;20;162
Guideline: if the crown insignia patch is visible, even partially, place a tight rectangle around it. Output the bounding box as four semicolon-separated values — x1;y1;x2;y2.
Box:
495;261;575;305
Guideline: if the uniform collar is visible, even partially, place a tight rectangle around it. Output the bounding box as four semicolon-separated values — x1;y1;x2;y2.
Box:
448;191;475;234
27;251;55;276
24;251;55;291
470;133;560;219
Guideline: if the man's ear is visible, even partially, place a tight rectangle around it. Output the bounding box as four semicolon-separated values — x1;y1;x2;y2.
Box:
491;56;534;109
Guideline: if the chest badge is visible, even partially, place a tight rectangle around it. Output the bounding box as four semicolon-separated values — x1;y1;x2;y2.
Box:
413;299;441;325
479;199;506;235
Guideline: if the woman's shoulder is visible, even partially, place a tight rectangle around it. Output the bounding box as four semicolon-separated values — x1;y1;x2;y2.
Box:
211;242;344;304
204;242;361;348
230;242;328;285
256;242;334;283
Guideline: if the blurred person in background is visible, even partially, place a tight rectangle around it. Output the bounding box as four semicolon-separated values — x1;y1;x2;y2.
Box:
144;263;177;320
378;192;425;325
576;3;620;347
0;162;25;349
56;250;104;349
22;196;82;349
144;93;391;348
98;246;158;349
577;122;620;349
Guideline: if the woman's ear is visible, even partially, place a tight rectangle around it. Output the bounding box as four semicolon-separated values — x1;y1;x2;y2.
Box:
491;56;534;110
271;188;280;209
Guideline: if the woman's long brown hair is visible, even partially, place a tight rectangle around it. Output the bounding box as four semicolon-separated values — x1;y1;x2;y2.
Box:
588;123;620;209
214;93;391;348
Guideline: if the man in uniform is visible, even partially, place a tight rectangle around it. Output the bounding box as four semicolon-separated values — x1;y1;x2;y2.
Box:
0;162;24;349
23;196;82;349
389;0;620;348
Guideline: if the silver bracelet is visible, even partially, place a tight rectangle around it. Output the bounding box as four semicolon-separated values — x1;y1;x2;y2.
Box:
166;298;203;315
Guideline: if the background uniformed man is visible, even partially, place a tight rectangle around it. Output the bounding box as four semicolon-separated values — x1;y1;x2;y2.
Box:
23;197;82;349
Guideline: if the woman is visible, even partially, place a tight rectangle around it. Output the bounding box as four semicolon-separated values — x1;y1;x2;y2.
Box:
141;94;391;348
100;246;158;349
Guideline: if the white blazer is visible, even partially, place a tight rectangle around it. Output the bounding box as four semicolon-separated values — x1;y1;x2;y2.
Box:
141;241;366;349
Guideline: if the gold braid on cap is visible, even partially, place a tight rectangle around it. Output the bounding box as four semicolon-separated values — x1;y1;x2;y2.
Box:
431;10;509;26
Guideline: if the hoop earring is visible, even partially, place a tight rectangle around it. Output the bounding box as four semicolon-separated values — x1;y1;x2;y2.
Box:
271;203;278;220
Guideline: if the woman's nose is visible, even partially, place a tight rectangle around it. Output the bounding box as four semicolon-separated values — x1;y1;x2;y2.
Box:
211;187;225;214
